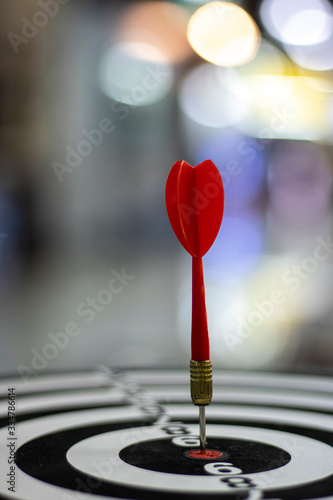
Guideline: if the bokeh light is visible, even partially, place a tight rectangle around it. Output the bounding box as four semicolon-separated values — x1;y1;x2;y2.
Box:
267;141;333;223
99;42;174;106
181;0;216;4
216;40;293;106
196;132;266;209
304;75;333;94
178;255;300;369
237;76;332;141
117;2;193;65
260;0;333;46
178;63;247;127
208;257;301;369
260;0;333;71
214;40;333;141
284;33;333;71
204;213;264;285
187;1;260;66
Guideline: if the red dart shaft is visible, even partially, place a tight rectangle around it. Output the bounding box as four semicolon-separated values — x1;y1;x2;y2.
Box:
191;255;210;361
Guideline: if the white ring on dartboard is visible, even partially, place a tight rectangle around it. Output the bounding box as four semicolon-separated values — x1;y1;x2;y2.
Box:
67;424;333;493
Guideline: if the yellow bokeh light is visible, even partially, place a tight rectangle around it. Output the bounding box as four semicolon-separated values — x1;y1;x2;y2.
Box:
250;76;331;141
187;1;260;67
216;40;293;105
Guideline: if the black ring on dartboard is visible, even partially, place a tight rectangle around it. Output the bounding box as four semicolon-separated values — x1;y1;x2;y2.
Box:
15;417;333;500
119;437;290;475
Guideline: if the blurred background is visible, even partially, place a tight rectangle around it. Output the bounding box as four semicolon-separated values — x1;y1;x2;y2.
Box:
1;0;333;377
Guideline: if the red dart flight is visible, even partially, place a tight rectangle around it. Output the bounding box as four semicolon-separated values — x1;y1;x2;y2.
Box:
165;159;224;361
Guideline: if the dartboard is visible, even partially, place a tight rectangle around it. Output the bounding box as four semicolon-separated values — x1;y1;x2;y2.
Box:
1;368;333;499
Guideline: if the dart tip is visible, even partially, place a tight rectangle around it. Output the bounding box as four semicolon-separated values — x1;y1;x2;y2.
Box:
199;405;206;451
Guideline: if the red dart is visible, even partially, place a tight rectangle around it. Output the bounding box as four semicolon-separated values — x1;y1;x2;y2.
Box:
165;159;224;361
165;159;224;452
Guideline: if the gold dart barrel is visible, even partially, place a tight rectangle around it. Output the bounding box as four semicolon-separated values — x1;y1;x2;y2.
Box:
190;360;213;405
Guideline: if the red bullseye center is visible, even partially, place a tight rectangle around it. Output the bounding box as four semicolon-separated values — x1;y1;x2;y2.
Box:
187;449;222;459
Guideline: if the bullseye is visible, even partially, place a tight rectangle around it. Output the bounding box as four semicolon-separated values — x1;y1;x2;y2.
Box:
187;450;223;459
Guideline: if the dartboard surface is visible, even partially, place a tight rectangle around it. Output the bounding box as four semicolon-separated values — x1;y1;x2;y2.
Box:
0;368;333;499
